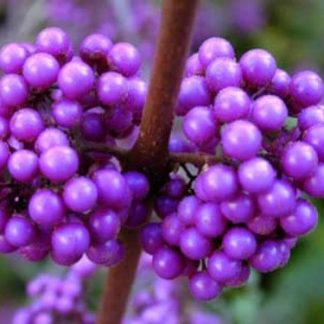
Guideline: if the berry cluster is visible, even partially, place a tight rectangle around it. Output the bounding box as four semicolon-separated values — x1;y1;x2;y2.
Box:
0;27;149;266
13;256;97;324
141;37;324;301
15;254;222;324
124;254;222;324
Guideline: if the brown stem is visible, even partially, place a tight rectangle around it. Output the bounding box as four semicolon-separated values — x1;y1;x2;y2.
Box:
169;152;225;167
81;142;128;161
128;0;199;187
97;229;142;324
96;1;199;323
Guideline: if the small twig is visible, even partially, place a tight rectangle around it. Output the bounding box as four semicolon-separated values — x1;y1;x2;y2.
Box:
169;152;228;168
181;163;196;181
81;142;129;161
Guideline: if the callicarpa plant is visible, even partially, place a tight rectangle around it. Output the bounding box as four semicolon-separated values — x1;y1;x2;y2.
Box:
0;0;323;323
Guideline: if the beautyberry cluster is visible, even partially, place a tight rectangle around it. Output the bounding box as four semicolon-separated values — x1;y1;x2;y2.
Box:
0;27;150;267
125;253;223;324
13;256;97;324
141;37;324;301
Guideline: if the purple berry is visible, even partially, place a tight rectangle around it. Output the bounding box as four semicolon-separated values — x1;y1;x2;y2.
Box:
251;95;288;132
223;227;257;260
290;71;324;107
207;251;242;282
23;53;59;89
153;246;185;279
63;177;98;213
189;272;222;301
40;146;79;183
206;58;242;92
280;199;318;237
179;227;213;260
222;120;262;160
240;49;277;87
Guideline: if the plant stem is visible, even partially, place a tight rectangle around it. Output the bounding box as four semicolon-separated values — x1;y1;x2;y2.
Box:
128;0;199;188
169;152;230;167
81;142;128;162
97;229;142;324
96;1;199;323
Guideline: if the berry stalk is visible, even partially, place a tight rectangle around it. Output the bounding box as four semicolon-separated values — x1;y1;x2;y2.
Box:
97;0;199;323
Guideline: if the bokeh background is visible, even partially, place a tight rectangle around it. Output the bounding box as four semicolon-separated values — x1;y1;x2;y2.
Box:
0;0;324;323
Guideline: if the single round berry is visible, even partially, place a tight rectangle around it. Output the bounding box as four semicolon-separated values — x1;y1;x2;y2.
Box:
238;157;276;194
303;163;324;198
97;72;126;106
213;87;250;123
208;251;242;282
8;149;38;182
10;108;44;142
88;209;121;243
223;227;257;260
80;33;113;66
93;169;132;210
298;105;324;131
124;171;150;201
177;195;200;226
161;213;185;246
0;43;28;74
28;189;65;227
251;95;288;131
63;177;98;213
195;203;227;238
39;146;79;183
81;112;106;141
183;106;216;146
281;141;318;179
52;99;83;128
280;199;318;237
87;239;124;266
153;247;185;279
176;76;211;116
258;179;296;218
58;61;95;99
198;37;235;68
220;193;255;224
51;223;90;266
23;53;60;89
189;272;222;301
195;165;238;202
206;58;242;92
222;120;262;160
124;78;147;114
108;42;141;77
179;227;213;260
35;128;69;153
250;240;281;273
240;49;277;87
36;27;71;61
5;216;36;248
290;71;324;107
140;223;164;255
0;74;28;107
268;69;291;98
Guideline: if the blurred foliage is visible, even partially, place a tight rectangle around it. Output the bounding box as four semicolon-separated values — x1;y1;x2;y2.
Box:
0;0;323;323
